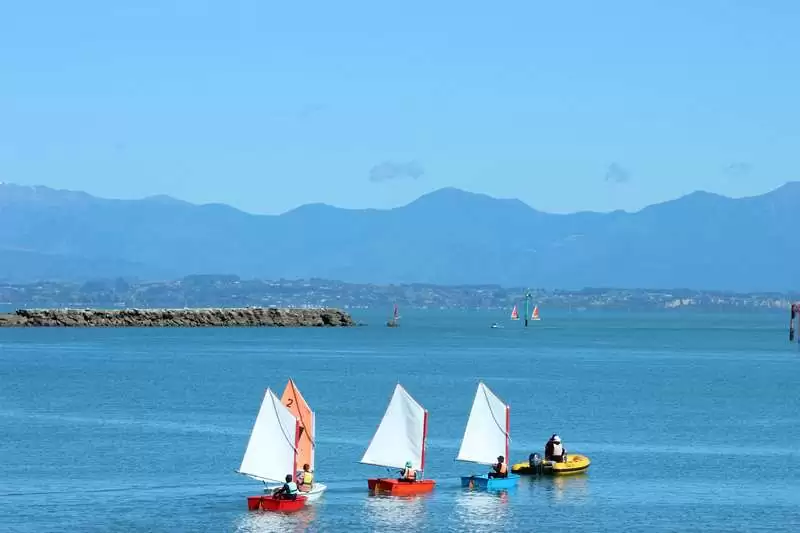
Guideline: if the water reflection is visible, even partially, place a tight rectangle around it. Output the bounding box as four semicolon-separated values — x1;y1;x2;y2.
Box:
233;504;318;533
453;490;512;531
360;493;429;529
519;473;590;504
549;474;589;503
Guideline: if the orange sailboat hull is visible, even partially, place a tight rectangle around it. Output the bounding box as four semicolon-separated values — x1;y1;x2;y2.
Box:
247;495;307;513
367;478;436;495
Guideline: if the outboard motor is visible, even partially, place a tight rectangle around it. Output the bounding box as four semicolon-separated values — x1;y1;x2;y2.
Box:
529;453;543;474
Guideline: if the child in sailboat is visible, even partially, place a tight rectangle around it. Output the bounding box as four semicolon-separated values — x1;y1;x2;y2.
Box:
272;474;300;500
296;463;314;491
488;456;508;478
398;461;417;482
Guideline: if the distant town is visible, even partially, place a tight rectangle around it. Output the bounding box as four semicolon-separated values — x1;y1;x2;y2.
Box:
0;275;794;313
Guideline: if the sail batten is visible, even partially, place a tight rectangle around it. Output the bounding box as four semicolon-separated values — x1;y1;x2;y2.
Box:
360;384;427;471
238;388;299;483
456;382;510;465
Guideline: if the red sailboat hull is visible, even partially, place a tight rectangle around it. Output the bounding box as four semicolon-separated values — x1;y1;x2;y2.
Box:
247;495;307;512
367;478;436;496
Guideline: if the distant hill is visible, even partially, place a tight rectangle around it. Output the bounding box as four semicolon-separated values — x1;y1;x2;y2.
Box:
0;182;797;291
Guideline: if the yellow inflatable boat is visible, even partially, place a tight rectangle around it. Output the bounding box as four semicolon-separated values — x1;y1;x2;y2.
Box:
512;453;591;476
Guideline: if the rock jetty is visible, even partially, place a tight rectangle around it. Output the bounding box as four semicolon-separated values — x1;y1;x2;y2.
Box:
0;307;356;328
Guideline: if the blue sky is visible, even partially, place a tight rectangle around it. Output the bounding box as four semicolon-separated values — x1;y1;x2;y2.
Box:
1;1;798;214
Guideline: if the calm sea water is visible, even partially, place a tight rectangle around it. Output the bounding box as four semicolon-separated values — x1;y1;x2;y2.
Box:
1;310;799;532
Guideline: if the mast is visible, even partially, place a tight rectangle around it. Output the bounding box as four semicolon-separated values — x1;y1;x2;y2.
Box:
293;419;300;476
505;404;510;462
420;409;428;477
311;410;316;468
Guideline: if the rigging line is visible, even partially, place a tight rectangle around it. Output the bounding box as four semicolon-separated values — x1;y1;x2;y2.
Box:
289;380;316;451
481;384;511;443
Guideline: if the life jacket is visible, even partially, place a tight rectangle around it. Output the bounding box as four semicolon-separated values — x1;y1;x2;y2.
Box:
302;471;314;485
498;462;507;475
403;467;417;480
551;443;564;457
286;481;299;494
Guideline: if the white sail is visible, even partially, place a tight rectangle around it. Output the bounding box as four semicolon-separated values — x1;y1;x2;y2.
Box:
239;388;298;483
456;382;509;465
360;384;427;470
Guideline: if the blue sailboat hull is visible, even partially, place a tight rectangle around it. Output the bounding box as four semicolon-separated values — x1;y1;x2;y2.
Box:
460;473;519;491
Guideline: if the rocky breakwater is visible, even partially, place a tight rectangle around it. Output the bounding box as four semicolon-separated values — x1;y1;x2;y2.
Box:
0;307;356;327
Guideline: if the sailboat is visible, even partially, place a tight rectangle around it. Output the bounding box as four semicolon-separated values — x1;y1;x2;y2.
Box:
510;305;519;320
361;384;435;495
457;382;519;491
238;388;308;512
532;305;541;321
278;379;327;501
386;304;400;327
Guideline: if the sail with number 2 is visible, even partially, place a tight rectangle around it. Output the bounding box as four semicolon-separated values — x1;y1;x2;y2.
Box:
281;379;315;471
280;379;327;500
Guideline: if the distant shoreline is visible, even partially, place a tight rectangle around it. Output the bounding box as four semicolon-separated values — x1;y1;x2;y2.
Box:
0;307;356;328
0;277;795;313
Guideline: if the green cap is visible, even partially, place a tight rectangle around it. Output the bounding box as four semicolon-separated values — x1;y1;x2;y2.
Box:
405;461;413;468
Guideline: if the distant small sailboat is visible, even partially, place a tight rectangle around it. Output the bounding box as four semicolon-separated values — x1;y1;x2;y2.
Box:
238;388;308;512
278;379;327;501
386;304;400;327
361;384;435;495
532;305;541;321
457;382;519;491
510;305;519;320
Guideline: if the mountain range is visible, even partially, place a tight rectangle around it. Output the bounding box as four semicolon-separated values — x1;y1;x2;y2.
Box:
0;182;797;291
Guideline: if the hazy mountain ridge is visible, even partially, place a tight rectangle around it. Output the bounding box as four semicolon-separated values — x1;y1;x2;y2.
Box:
0;182;797;290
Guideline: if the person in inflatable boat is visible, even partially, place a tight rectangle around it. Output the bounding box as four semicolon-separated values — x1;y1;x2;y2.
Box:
296;463;314;491
398;461;417;482
545;434;567;462
273;474;299;500
488;455;508;478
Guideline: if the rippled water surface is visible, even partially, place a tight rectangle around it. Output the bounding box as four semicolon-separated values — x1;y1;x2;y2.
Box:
1;310;799;531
